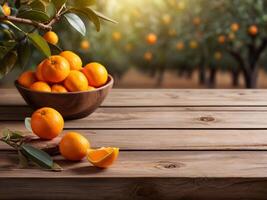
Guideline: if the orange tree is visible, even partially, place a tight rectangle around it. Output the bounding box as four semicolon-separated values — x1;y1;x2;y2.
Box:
0;0;115;79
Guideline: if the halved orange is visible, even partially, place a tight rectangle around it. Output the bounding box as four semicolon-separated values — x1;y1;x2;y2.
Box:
87;147;119;168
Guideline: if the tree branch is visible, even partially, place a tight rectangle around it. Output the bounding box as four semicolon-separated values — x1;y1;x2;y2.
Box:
0;5;66;31
0;15;52;30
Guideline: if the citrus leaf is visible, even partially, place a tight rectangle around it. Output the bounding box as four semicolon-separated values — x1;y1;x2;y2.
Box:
18;150;29;168
28;32;51;57
0;51;18;79
0;5;4;16
17;10;50;22
46;2;56;18
64;13;86;36
24;117;33;132
29;0;46;12
48;43;62;54
67;0;96;8
21;144;53;169
52;0;67;11
3;20;25;33
18;38;31;69
69;8;100;32
93;10;118;24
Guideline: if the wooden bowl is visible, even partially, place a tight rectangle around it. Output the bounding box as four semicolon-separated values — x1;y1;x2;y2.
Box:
15;75;114;120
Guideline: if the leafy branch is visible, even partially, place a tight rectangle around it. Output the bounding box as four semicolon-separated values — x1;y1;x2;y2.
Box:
1;129;62;171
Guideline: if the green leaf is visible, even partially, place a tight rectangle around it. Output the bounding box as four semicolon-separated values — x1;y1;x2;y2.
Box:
52;163;63;172
29;0;46;12
0;51;18;79
21;144;53;169
64;13;86;36
52;0;67;11
93;10;118;24
18;150;29;168
0;41;16;60
69;8;100;32
0;5;4;17
3;20;25;33
18;39;31;69
46;2;56;18
48;43;62;54
24;117;33;132
17;10;50;22
28;32;51;57
67;0;96;8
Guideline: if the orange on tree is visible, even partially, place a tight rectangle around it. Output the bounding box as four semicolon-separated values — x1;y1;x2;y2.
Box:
35;61;45;81
248;25;258;36
59;51;82;70
144;51;153;61
59;132;90;161
31;107;64;140
87;147;119;168
42;55;70;83
112;31;122;41
80;39;90;51
146;33;157;45
2;3;11;16
218;35;226;44
30;81;51;92
18;71;37;88
231;23;239;32
64;70;88;92
176;41;185;51
43;31;59;45
51;84;68;93
82;62;108;87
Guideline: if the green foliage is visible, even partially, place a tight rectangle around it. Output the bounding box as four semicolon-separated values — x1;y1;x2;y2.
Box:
0;0;115;78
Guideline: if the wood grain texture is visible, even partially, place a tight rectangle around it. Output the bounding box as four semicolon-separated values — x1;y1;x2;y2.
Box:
1;178;267;200
1;106;267;129
1;151;267;178
2;89;267;106
1;129;267;150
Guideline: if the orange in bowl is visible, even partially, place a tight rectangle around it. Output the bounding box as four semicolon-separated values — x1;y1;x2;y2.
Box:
30;81;51;92
18;71;37;88
82;62;108;87
64;70;88;92
42;55;70;83
60;51;82;70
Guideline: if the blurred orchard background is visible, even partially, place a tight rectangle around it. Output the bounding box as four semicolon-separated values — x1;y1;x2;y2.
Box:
2;0;267;88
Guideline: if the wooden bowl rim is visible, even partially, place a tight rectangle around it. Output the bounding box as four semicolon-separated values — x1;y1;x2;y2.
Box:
15;75;114;95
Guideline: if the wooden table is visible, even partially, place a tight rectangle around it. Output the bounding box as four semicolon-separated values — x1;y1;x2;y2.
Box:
1;89;267;200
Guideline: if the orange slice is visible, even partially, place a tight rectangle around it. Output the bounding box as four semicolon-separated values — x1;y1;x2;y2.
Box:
87;147;119;168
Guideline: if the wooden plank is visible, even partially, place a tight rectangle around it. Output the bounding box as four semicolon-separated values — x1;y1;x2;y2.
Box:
1;151;267;178
1;107;267;129
3;89;267;106
1;178;267;200
1;129;267;150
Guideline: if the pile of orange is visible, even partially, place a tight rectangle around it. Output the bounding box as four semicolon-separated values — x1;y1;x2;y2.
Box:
18;51;109;93
30;107;119;168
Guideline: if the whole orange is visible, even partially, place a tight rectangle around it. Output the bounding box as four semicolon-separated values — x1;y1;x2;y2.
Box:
248;25;258;36
146;33;157;45
59;51;82;70
218;35;226;44
31;107;64;140
42;55;70;83
64;70;88;92
82;62;108;87
59;132;90;161
231;23;239;32
43;31;59;45
80;39;90;50
51;84;68;93
30;81;51;92
2;3;11;16
18;71;37;88
35;61;45;81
